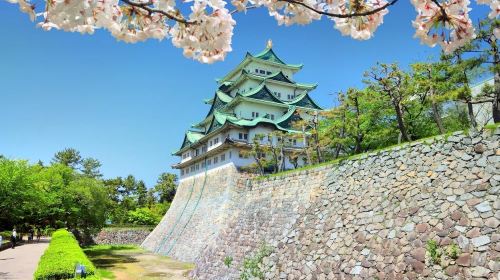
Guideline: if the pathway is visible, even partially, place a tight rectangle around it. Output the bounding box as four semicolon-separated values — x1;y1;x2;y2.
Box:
0;238;49;280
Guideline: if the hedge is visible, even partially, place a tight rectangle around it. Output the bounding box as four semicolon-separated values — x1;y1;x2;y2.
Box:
34;229;97;280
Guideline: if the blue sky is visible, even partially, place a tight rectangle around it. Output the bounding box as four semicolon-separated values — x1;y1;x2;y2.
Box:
0;1;491;186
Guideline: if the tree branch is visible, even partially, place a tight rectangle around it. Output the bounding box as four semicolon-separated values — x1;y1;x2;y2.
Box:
122;0;400;26
277;0;399;18
431;0;449;21
121;0;191;24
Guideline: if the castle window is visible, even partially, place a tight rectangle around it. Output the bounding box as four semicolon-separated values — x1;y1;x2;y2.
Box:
229;151;232;158
238;133;248;140
266;71;272;75
208;159;212;165
274;92;281;98
255;69;258;73
181;169;184;176
191;166;194;172
259;70;265;74
221;153;226;161
252;112;259;118
214;137;219;144
201;161;206;168
214;156;219;164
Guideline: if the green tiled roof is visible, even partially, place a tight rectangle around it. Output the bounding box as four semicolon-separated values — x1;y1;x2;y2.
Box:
253;48;286;64
287;92;323;110
228;70;317;91
179;130;205;151
239;83;284;103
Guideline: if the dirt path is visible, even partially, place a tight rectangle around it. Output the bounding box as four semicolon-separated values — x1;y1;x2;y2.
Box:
84;245;193;280
0;238;49;280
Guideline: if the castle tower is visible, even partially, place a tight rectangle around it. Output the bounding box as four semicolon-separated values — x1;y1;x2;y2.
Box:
172;43;323;179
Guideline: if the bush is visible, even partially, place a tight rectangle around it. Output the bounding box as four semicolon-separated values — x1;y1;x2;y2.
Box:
126;207;161;225
34;229;97;280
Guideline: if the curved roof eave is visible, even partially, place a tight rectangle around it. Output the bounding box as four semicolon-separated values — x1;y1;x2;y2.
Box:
287;92;323;110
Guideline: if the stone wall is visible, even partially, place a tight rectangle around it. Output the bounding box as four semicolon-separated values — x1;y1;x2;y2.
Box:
141;164;243;261
144;129;500;279
92;228;151;245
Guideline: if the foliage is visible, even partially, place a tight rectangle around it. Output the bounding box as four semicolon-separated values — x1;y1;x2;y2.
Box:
154;173;178;203
52;148;82;169
34;229;97;280
223;256;233;268
81;158;103;178
446;244;460;260
0;158;107;233
426;240;442;264
126;207;162;225
1;147;176;233
240;244;272;280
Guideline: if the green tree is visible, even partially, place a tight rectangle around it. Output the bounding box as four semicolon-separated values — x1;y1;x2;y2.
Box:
52;148;82;169
364;63;412;142
81;157;102;178
136;180;148;207
154;173;177;203
460;18;500;123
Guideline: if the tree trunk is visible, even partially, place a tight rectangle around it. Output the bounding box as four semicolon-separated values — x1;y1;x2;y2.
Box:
393;100;411;142
302;125;311;164
312;113;322;163
467;100;478;129
429;86;446;134
278;138;285;172
431;101;446;134
493;57;500;123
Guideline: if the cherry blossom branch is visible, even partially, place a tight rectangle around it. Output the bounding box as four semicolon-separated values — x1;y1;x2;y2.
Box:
276;0;399;18
431;0;449;21
121;0;191;24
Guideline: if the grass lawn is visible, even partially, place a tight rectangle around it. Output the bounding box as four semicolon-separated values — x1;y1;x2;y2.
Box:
83;245;194;280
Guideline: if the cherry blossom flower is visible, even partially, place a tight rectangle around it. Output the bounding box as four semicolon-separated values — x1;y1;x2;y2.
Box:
171;0;236;63
7;0;36;21
411;0;475;54
1;0;490;63
264;0;322;26
328;0;389;40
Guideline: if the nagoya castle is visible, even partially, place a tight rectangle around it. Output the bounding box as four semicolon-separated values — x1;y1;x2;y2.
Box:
173;41;323;179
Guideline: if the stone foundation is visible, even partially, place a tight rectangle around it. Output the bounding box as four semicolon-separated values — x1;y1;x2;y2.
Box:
92;228;151;245
144;129;500;279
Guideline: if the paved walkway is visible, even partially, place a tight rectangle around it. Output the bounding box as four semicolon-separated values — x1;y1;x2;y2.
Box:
0;238;49;280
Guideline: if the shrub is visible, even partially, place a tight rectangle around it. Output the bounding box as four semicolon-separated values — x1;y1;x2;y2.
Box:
426;240;441;264
34;229;97;280
240;244;272;280
446;244;460;260
223;256;233;268
126;207;161;225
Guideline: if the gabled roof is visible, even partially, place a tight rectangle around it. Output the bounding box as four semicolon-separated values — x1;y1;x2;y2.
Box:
252;47;286;64
239;83;284;103
225;70;317;92
218;47;303;83
179;130;205;151
287;92;323;110
194;91;233;128
276;107;303;129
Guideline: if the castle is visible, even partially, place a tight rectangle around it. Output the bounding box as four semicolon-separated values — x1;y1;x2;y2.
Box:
173;41;323;179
